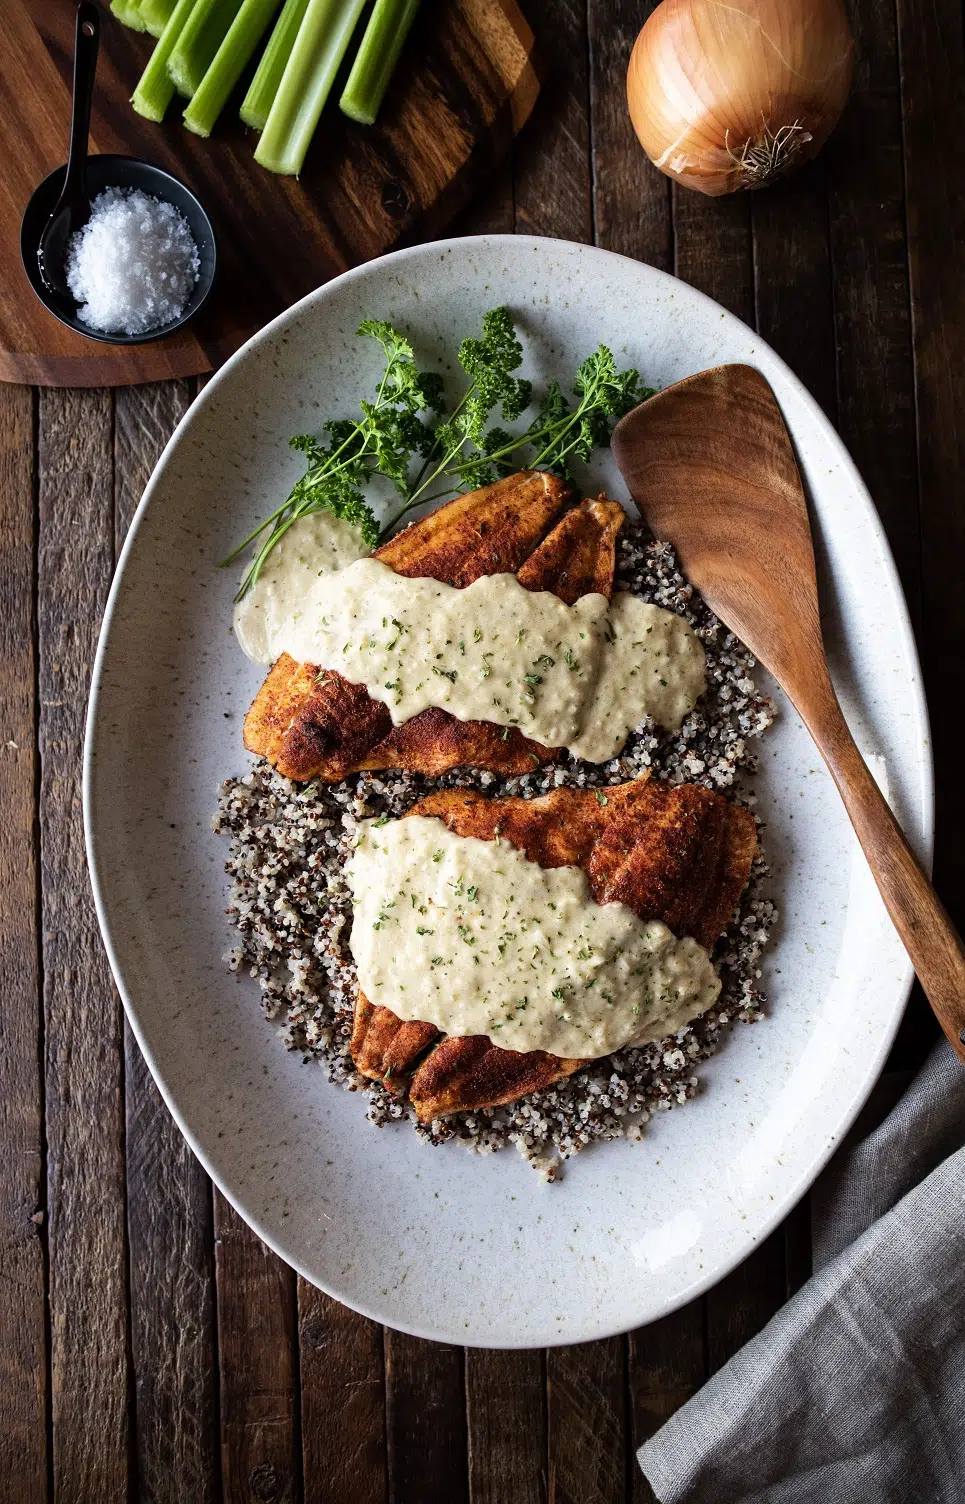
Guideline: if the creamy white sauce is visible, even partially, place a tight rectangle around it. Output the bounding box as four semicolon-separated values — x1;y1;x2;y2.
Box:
234;511;370;663
347;817;721;1059
263;557;705;762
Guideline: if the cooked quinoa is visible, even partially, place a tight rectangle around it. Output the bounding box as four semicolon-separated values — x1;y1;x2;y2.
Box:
214;523;778;1178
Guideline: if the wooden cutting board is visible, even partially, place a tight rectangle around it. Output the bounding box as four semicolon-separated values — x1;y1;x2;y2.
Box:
2;0;538;386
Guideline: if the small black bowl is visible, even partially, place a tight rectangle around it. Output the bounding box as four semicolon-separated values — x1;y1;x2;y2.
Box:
21;154;217;345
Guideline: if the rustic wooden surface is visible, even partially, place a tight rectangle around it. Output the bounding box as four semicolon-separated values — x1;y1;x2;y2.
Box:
0;0;957;1496
2;0;538;386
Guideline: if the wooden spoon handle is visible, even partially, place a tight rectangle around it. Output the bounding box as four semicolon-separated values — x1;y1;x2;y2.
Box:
807;692;965;1062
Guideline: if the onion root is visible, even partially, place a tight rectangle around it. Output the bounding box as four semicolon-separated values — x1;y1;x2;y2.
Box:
725;120;814;191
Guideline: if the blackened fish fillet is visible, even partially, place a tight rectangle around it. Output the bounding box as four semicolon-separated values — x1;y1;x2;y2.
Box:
350;779;757;1120
243;476;627;781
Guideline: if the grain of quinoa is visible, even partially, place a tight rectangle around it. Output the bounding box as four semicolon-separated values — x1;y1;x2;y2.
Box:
214;524;777;1178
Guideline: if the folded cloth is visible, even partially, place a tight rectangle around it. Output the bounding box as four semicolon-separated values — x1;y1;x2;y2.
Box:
638;1039;965;1504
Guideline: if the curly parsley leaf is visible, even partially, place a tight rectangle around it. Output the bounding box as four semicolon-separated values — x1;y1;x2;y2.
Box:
226;308;652;594
226;318;436;596
458;306;532;423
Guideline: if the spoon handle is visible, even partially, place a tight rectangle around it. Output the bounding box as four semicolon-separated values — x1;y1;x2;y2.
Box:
65;1;100;192
806;682;965;1063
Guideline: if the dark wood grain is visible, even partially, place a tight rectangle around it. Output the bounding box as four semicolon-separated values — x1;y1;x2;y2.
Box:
114;381;219;1503
512;0;591;242
4;0;538;387
547;1340;627;1504
38;387;131;1500
825;0;921;624
126;1046;219;1502
627;1306;705;1504
454;158;514;238
298;1281;387;1504
588;0;670;271
897;0;965;948
384;1331;468;1504
214;1191;301;1504
751;160;836;420
0;384;48;1502
782;1198;813;1302
672;188;753;324
466;1349;546;1504
705;1230;789;1373
114;383;192;540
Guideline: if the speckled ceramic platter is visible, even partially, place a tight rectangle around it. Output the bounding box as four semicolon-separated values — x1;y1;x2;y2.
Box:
84;237;932;1347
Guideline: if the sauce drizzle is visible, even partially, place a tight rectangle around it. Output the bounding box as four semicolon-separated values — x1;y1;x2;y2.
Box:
263;557;706;763
347;817;721;1059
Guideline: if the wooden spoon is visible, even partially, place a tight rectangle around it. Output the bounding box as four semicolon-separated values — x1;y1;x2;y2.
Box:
611;363;965;1064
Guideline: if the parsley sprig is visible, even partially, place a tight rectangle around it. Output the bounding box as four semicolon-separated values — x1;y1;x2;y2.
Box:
223;321;443;598
226;308;651;598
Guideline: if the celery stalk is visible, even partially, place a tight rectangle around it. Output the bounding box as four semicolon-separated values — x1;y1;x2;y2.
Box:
111;0;149;32
255;0;366;175
239;0;309;130
340;0;420;125
140;0;177;37
132;0;200;121
183;0;283;136
167;0;244;98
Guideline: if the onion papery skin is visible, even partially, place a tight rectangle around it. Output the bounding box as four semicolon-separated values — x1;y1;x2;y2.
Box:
627;0;854;196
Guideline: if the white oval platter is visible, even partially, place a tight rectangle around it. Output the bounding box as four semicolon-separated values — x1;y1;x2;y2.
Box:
84;236;931;1347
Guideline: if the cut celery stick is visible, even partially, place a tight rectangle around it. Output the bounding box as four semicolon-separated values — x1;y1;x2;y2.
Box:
183;0;283;136
112;0;149;32
239;0;309;130
255;0;366;175
167;0;244;98
340;0;420;125
132;0;200;121
140;0;177;37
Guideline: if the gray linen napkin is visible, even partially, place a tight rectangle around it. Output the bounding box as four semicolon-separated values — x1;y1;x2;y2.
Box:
638;1038;965;1504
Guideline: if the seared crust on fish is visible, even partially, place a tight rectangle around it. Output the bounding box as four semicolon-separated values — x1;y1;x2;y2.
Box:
413;780;758;952
243;475;628;782
408;1037;585;1120
350;779;758;1120
245;662;557;781
375;467;572;585
349;996;439;1095
516;494;625;603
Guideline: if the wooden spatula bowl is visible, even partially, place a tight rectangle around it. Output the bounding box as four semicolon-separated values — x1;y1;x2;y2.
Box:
612;364;965;1064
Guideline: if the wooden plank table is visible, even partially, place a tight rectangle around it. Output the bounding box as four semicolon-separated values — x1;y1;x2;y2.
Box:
1;0;961;1496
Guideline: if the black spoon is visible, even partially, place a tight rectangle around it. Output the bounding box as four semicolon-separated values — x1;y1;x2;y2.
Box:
38;0;100;303
20;4;218;346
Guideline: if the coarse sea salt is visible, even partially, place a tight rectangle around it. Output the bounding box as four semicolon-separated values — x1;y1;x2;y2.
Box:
66;186;200;337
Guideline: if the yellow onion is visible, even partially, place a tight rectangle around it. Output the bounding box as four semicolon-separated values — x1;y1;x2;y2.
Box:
627;0;854;196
